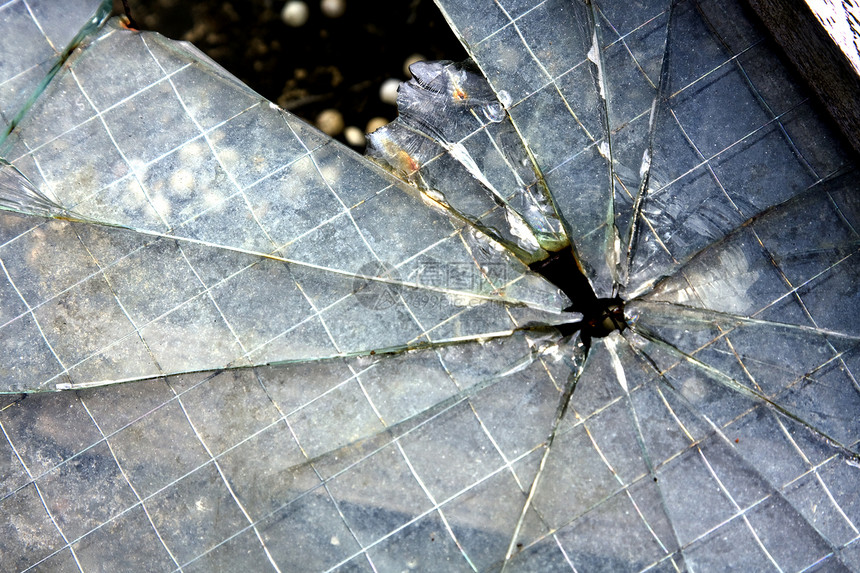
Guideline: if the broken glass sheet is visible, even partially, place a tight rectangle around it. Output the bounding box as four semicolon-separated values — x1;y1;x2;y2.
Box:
366;59;568;263
1;0;859;571
0;0;111;142
0;15;573;390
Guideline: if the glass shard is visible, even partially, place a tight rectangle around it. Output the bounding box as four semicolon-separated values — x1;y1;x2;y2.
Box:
0;21;568;313
436;0;622;297
367;59;568;261
0;0;112;145
0;0;858;570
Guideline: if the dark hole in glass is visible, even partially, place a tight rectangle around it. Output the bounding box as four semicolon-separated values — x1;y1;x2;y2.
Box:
117;0;468;147
529;247;626;344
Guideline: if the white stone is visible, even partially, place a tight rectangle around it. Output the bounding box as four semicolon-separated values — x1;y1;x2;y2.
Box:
403;53;424;77
281;1;309;27
366;116;389;133
344;126;365;146
379;78;401;105
316;108;344;135
320;0;346;18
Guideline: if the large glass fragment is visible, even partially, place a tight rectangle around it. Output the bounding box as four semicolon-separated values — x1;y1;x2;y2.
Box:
0;0;111;143
1;0;858;571
367;59;568;262
436;0;630;298
0;18;575;390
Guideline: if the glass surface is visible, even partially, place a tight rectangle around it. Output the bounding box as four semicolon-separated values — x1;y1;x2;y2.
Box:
0;0;858;571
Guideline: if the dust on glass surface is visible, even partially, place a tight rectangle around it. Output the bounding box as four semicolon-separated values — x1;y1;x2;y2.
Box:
0;0;858;571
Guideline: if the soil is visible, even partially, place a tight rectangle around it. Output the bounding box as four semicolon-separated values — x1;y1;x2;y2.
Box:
114;0;468;148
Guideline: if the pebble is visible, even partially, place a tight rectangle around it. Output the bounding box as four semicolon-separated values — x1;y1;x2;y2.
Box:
320;0;346;18
316;108;344;136
344;126;366;146
403;53;425;77
366;116;389;133
281;1;309;27
379;78;401;105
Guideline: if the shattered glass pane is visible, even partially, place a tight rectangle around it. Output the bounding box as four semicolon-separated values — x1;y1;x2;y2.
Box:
367;60;568;262
1;0;859;571
0;18;572;390
0;0;111;143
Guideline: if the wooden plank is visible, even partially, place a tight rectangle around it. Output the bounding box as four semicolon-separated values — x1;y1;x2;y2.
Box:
745;0;860;154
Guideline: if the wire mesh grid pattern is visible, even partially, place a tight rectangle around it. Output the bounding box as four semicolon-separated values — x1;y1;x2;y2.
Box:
0;18;569;391
0;0;858;571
